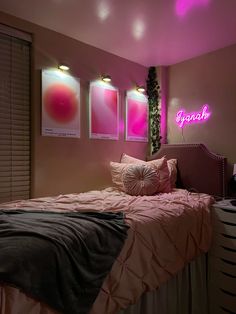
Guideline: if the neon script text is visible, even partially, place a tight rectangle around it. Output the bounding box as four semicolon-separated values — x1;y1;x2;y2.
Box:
176;105;211;128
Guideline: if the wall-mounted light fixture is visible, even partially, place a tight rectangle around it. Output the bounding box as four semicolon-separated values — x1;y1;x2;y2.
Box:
58;64;70;71
101;74;111;82
136;85;145;93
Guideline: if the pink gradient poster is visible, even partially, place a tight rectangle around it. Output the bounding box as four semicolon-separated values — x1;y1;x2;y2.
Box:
89;81;119;140
126;91;148;142
42;69;80;138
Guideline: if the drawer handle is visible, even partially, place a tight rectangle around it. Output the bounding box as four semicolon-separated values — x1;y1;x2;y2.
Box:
220;208;236;214
221;245;236;253
220;271;236;279
222;233;236;240
220;288;236;297
220;306;236;314
221;258;236;266
221;220;236;227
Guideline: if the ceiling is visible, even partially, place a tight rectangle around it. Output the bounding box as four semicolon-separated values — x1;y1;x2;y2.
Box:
1;0;236;66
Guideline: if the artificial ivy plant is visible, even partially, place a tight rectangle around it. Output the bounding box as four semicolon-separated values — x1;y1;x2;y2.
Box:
146;67;161;155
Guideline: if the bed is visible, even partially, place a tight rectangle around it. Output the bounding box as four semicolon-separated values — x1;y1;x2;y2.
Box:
0;143;226;314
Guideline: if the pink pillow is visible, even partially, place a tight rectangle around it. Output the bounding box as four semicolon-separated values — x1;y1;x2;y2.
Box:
111;156;171;193
122;164;160;196
166;159;177;188
110;162;130;191
121;153;176;190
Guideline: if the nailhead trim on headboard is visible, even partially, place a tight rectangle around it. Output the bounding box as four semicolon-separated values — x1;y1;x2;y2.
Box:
147;143;226;197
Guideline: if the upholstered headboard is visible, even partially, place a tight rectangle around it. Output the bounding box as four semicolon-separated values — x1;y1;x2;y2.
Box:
147;144;227;197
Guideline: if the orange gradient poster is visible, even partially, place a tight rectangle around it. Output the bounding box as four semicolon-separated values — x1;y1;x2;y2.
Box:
42;69;80;137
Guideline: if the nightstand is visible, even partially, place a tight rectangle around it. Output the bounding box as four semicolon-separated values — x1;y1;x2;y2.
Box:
208;199;236;314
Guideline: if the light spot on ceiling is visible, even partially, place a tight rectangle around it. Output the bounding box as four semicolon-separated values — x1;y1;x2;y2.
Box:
97;1;110;21
132;19;145;40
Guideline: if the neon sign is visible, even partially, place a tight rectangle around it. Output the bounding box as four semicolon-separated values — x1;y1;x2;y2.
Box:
176;105;211;128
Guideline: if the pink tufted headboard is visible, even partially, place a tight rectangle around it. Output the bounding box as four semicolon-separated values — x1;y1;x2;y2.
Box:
147;144;227;197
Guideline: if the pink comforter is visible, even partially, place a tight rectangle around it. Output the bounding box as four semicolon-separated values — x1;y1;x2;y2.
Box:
0;188;213;314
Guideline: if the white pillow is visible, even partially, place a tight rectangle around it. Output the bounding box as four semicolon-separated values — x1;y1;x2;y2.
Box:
121;153;177;188
110;162;160;195
122;164;160;196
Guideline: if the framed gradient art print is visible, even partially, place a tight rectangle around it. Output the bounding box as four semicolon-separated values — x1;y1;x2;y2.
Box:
125;90;148;142
41;69;80;138
89;81;119;140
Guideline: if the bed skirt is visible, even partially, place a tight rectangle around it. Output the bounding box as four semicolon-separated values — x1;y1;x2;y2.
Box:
119;254;208;314
0;254;208;314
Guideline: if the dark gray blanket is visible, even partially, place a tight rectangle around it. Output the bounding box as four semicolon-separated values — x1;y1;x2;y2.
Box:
0;209;129;314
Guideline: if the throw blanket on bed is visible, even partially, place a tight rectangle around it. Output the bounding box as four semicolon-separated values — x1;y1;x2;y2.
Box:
0;210;129;314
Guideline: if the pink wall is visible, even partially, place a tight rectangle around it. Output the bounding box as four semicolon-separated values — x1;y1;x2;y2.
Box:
167;44;236;177
0;12;148;197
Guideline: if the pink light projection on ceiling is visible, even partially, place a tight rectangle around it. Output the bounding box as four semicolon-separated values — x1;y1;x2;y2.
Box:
1;0;236;66
176;0;210;17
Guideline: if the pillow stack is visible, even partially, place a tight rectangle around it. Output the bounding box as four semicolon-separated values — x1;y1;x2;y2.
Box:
110;153;177;196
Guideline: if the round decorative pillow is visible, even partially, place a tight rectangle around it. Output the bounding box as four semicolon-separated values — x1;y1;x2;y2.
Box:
122;164;160;196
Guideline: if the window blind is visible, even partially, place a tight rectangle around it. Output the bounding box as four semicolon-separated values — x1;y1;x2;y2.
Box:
0;30;31;203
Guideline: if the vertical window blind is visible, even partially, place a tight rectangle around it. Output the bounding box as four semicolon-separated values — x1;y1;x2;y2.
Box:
0;27;31;203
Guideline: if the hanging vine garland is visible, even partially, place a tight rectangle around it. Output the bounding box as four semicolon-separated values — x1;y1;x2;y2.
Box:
146;67;161;155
